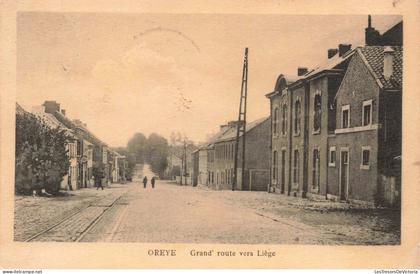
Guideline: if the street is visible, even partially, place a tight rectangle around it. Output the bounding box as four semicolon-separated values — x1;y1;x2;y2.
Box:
15;164;399;244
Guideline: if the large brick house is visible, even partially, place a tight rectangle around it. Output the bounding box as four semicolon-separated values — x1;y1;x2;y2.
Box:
329;45;402;205
266;16;402;206
266;45;354;198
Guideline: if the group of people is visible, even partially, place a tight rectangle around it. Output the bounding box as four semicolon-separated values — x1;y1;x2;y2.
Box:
142;176;156;189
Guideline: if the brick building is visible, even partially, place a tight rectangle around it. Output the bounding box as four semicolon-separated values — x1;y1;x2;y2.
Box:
266;16;402;206
191;147;208;186
212;117;271;191
328;45;402;206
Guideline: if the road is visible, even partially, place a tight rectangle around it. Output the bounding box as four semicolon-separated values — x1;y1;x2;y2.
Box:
77;165;339;244
21;164;399;244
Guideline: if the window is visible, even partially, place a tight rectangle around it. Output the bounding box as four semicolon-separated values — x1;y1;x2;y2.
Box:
312;149;320;189
363;100;373;126
341;105;350;129
273;107;279;135
281;104;287;135
77;140;82;156
361;146;371;169
294;99;301;135
313;93;322;133
231;144;234;159
329;147;336;167
293;149;299;183
272;151;278;180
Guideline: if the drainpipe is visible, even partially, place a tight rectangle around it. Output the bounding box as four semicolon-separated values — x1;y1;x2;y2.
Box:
268;99;273;193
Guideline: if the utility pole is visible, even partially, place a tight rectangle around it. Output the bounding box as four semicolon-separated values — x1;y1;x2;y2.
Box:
233;48;248;191
183;139;187;186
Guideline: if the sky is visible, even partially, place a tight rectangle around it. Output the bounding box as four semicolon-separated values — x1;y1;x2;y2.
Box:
16;13;401;147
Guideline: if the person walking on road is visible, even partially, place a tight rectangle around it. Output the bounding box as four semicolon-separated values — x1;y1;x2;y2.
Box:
151;177;156;189
95;175;104;190
143;176;148;188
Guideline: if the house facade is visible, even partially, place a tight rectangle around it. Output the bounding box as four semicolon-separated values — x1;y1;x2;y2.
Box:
35;100;125;190
212;118;271;191
328;46;402;206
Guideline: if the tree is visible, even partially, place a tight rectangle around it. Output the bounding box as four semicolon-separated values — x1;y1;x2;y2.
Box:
127;132;147;164
147;133;169;177
15;111;71;195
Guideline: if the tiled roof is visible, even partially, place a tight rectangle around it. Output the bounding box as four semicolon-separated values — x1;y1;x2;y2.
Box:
359;46;402;89
215;116;269;143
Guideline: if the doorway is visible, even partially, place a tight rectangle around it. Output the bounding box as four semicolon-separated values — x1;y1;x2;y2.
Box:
340;149;349;201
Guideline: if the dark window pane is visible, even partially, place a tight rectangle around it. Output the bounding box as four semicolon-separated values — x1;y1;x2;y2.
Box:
342;109;349;128
363;104;371;126
363;150;370;165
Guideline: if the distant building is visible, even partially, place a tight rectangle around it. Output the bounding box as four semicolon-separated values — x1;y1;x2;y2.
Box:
191;146;210;187
36;100;122;189
212;117;271;191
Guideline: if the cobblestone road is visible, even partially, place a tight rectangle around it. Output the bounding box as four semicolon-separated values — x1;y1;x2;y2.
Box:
15;164;400;244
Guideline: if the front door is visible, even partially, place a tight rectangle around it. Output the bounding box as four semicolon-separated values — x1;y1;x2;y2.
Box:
340;150;349;201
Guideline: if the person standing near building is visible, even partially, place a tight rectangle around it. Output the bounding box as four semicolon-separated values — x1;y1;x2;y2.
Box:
151;177;156;189
143;176;148;188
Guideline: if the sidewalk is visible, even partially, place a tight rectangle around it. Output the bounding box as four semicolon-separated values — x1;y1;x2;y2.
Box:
191;185;401;245
14;182;131;241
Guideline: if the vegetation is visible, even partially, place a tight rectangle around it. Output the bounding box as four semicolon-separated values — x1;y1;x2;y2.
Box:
15;111;71;195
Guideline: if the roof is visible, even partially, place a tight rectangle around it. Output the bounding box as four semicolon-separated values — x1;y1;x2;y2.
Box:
299;49;355;81
358;46;402;89
196;125;233;151
214;117;269;143
32;106;74;136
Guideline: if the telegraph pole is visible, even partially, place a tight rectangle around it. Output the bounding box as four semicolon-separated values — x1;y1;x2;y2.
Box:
233;48;248;191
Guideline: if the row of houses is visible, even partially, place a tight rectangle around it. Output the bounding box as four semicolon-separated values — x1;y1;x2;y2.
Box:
191;16;402;206
18;100;127;191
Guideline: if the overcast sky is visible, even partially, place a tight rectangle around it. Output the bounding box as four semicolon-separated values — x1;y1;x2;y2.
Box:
17;13;401;147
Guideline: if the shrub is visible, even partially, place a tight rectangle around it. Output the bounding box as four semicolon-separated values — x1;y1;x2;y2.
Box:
15;111;71;195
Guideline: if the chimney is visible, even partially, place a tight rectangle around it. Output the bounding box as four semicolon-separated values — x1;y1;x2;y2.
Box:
365;15;381;46
297;67;308;76
383;46;394;80
43;101;60;114
338;44;351;57
328;48;338;59
73;119;84;127
61;109;66;116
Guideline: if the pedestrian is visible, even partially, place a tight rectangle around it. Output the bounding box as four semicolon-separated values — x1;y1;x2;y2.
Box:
96;175;104;190
143;176;148;188
151;177;155;189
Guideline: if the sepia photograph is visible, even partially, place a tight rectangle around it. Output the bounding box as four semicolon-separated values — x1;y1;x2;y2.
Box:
13;12;403;246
